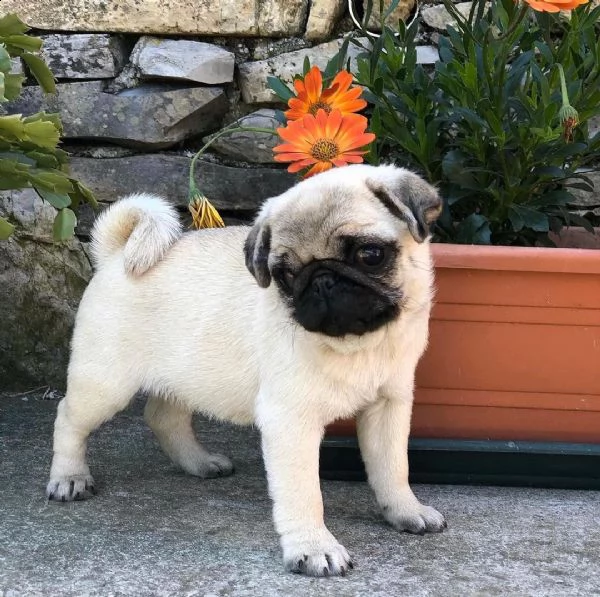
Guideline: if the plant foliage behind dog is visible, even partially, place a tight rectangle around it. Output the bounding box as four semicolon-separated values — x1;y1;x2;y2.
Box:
352;0;600;246
0;13;97;241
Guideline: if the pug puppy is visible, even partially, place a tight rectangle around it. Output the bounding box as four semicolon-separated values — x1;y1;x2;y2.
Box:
47;164;446;577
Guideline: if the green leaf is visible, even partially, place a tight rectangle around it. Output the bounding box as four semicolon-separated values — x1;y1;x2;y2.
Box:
21;52;56;93
70;180;98;209
0;151;36;166
0;44;12;73
24;149;60;169
3;72;25;100
529;190;573;207
373;77;384;95
565;212;594;232
508;206;524;232
273;109;287;125
442;150;480;188
0;113;24;137
302;56;311;76
456;214;492;244
383;0;401;22
22;118;61;148
266;76;294;102
511;205;549;232
531;166;566;179
36;187;71;209
324;38;351;84
0;215;15;239
3;34;42;53
52;207;77;241
23;111;63;134
534;41;553;64
29;169;74;194
0;14;30;37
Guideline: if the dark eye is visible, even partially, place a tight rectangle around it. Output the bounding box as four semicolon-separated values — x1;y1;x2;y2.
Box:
283;270;295;290
275;267;294;293
355;244;386;267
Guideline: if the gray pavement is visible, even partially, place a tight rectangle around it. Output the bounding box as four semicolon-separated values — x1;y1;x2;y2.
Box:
1;392;599;597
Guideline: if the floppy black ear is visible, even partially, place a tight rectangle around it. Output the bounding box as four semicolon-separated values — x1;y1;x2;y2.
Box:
244;219;272;288
366;173;442;243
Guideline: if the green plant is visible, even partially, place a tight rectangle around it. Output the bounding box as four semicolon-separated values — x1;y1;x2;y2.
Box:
0;13;96;241
352;0;600;245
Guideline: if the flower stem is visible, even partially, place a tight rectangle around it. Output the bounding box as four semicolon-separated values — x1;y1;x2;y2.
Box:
555;63;579;122
188;125;279;200
556;63;570;109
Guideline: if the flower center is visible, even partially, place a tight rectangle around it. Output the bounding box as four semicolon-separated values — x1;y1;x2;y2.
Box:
308;101;332;115
311;138;339;161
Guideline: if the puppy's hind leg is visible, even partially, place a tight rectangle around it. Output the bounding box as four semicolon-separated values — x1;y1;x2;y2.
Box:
144;396;233;478
47;374;137;502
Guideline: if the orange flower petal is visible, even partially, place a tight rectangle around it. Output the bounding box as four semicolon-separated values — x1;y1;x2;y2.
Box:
288;158;317;173
273;152;312;161
523;0;587;11
321;83;340;101
340;86;364;101
329;70;353;95
293;78;306;95
304;66;323;104
332;154;365;166
299;111;324;139
304;161;333;178
315;108;329;125
333;98;368;113
277;123;316;147
324;109;343;139
284;68;366;123
333;114;370;144
337;132;376;152
287;98;307;110
272;142;308;153
284;108;308;121
524;0;560;10
275;97;376;177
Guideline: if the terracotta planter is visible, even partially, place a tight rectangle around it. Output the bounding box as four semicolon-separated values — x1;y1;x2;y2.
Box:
328;239;600;443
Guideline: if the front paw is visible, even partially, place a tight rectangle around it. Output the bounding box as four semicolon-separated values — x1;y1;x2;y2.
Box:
281;528;353;577
383;495;447;535
47;474;96;502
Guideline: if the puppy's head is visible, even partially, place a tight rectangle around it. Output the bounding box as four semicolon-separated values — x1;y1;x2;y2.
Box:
245;164;441;338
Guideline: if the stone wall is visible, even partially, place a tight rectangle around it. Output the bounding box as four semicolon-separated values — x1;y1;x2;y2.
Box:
1;0;599;389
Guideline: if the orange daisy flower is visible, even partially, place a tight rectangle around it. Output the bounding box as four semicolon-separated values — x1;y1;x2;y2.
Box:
523;0;588;12
285;66;367;121
273;109;376;178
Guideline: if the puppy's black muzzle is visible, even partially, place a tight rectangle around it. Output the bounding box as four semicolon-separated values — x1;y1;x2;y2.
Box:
290;260;400;337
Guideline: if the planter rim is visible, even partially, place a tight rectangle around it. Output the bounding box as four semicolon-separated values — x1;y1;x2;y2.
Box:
431;242;600;274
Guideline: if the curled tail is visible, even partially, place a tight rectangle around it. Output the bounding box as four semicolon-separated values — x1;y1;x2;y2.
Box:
91;193;182;276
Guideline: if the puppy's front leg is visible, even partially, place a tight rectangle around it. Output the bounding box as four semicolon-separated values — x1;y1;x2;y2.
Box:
357;388;447;535
258;402;352;576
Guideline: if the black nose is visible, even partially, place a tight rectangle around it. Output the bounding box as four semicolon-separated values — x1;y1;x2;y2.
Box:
311;271;335;296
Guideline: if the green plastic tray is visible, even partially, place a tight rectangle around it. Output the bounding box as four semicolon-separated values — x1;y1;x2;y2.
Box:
320;437;600;489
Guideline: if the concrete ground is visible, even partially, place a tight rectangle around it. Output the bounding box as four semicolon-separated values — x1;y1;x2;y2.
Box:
1;392;599;597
